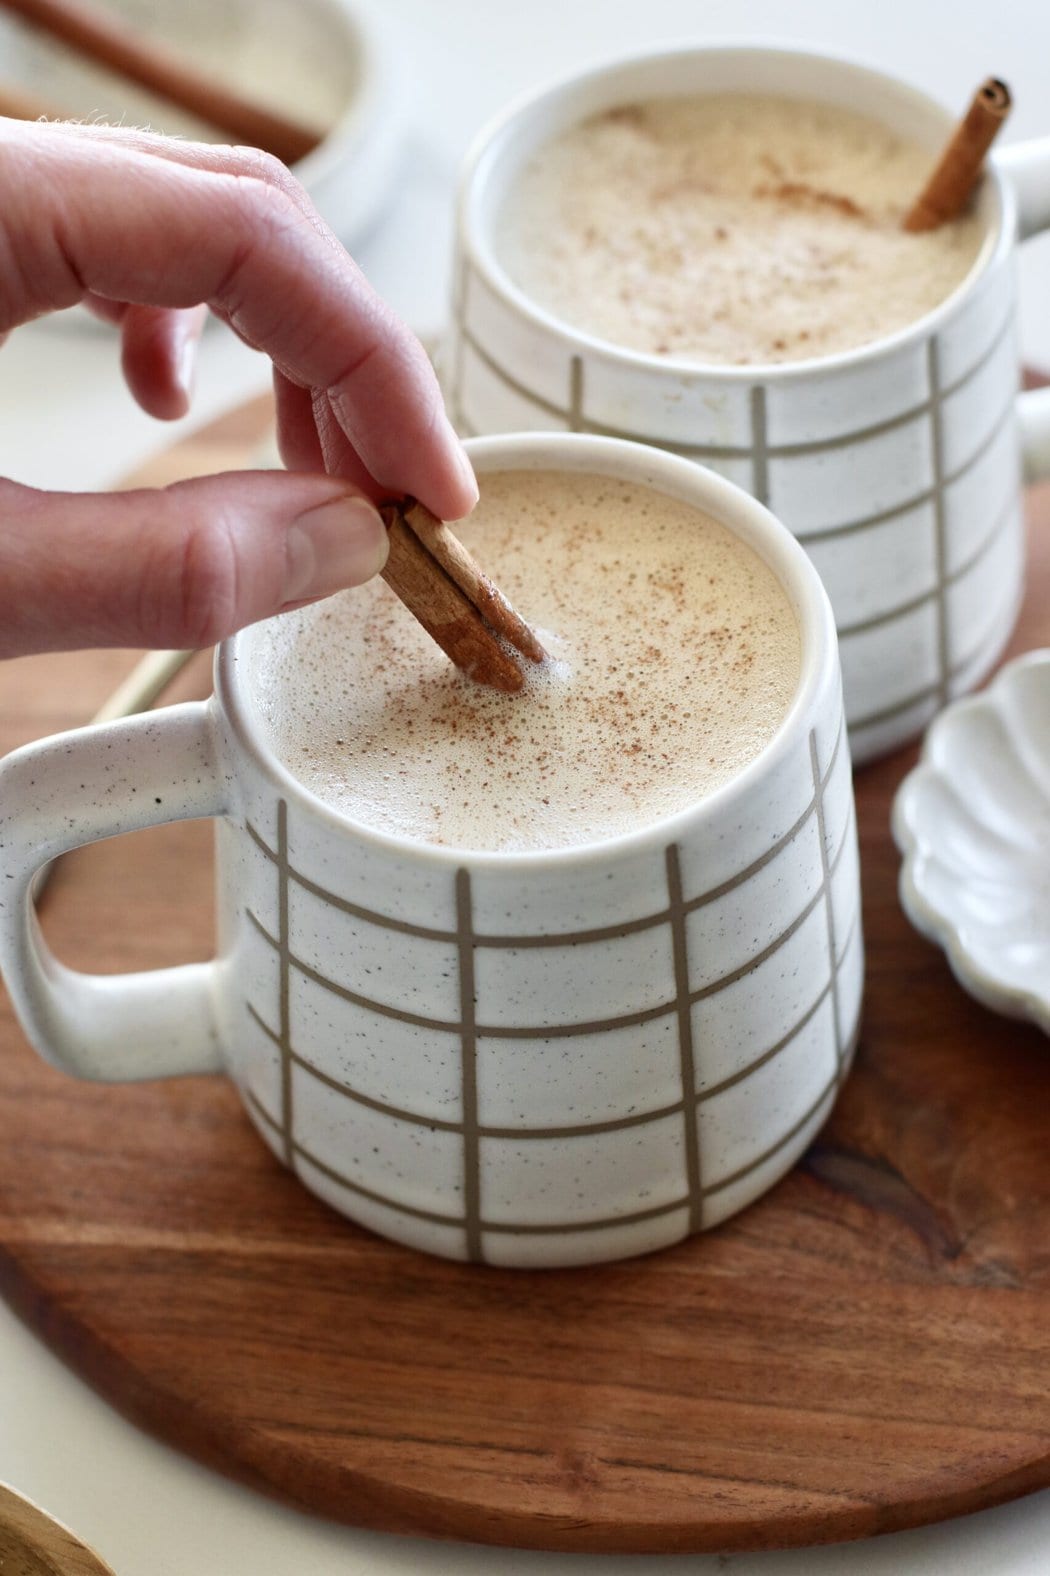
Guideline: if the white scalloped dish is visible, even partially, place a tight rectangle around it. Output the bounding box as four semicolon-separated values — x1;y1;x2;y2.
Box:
893;650;1050;1035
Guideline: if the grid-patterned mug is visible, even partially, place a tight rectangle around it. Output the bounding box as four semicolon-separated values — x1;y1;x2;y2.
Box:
0;434;862;1268
447;43;1050;765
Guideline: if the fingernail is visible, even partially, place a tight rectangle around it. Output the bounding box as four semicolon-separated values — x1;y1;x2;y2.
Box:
442;414;479;510
285;495;388;602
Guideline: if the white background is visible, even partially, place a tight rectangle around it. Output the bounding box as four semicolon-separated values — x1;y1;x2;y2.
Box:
2;0;1050;1571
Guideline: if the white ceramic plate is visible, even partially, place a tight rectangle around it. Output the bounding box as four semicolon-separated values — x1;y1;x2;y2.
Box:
892;649;1050;1034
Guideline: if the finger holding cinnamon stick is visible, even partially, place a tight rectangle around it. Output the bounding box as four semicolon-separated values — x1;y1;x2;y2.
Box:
903;77;1011;233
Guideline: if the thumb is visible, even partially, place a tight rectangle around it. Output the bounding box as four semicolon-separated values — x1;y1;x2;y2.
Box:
0;470;389;657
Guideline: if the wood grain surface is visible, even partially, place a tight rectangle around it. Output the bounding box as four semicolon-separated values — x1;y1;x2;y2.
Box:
0;399;1049;1555
0;1482;114;1575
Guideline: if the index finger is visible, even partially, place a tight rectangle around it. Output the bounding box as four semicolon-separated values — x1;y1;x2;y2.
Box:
3;121;477;520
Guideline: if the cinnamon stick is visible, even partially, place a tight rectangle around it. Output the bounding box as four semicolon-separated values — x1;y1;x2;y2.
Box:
379;505;529;694
0;0;320;164
903;78;1011;233
399;499;547;665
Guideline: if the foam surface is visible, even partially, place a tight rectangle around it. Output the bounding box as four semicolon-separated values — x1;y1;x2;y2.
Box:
497;94;986;364
248;471;801;852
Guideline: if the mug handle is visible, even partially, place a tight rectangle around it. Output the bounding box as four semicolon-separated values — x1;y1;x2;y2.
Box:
998;137;1050;481
0;701;227;1081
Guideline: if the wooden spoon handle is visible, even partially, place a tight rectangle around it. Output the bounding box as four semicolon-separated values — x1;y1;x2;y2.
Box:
0;0;320;163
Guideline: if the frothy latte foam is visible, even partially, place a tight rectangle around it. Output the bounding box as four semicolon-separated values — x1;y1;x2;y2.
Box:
497;94;986;364
248;471;801;853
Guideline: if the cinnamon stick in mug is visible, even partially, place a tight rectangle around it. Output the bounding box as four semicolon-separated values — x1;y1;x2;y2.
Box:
399;499;546;666
903;77;1011;233
379;503;530;693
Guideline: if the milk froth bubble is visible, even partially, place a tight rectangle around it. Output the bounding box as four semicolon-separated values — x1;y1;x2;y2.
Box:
247;471;801;854
496;94;986;364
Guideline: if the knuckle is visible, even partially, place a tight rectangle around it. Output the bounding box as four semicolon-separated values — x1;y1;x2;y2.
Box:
157;496;241;647
208;176;304;328
214;177;302;306
230;172;301;235
230;146;295;192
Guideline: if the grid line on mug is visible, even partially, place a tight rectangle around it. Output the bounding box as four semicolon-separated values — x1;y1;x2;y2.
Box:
451;285;1016;499
244;1033;857;1242
834;479;1015;639
236;721;859;1257
243;714;845;947
841;496;1024;740
449;264;1022;763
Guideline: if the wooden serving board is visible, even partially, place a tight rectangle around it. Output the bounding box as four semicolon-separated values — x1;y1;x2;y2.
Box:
1;398;1050;1556
0;1482;115;1576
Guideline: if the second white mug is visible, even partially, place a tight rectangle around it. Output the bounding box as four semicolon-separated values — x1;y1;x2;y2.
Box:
447;43;1050;763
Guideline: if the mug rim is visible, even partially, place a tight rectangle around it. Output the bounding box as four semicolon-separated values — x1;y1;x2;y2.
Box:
458;38;1013;384
271;0;388;188
216;433;838;871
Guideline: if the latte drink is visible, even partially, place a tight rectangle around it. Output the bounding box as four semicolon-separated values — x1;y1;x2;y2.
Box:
248;470;801;852
497;94;986;364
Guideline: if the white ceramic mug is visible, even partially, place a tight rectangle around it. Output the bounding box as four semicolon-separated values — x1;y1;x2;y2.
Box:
0;0;405;275
447;43;1050;764
0;434;862;1268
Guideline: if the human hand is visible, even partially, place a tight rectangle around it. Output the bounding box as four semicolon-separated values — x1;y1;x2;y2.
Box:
0;117;478;657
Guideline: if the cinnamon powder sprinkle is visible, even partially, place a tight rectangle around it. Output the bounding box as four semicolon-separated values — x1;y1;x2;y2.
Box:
498;92;985;364
248;472;801;852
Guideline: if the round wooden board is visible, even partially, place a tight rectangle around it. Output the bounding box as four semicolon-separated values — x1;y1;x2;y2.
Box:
1;397;1050;1556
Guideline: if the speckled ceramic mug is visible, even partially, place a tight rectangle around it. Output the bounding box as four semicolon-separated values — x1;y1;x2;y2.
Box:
0;434;862;1267
447;43;1050;764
